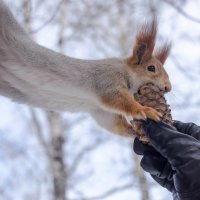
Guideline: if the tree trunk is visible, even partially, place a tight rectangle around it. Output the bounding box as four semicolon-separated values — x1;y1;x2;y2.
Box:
22;1;68;199
47;111;66;200
47;1;68;199
134;154;150;200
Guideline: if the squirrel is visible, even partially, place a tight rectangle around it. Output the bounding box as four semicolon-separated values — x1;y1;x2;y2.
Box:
88;19;171;138
0;1;171;138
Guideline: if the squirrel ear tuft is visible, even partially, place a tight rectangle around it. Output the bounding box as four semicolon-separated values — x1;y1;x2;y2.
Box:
154;42;171;64
128;17;157;65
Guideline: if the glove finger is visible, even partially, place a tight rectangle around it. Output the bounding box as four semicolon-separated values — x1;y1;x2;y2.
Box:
141;155;173;180
133;138;155;155
151;175;175;192
173;121;200;140
142;119;200;167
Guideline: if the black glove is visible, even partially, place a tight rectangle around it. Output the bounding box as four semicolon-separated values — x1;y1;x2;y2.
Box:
133;120;200;200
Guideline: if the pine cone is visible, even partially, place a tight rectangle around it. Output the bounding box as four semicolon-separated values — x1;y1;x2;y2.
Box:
131;83;173;143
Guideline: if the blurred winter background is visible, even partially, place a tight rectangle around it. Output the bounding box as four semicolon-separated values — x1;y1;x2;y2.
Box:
0;0;200;199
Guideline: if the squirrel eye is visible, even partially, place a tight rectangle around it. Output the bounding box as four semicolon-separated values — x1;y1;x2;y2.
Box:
147;65;156;72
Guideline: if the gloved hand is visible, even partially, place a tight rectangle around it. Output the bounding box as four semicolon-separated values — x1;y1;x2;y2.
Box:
133;120;200;200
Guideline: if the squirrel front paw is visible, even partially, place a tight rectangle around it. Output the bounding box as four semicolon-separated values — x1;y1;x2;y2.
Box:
133;105;162;121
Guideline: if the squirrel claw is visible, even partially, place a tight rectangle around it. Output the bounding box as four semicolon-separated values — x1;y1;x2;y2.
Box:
133;106;161;121
133;110;147;120
142;106;161;121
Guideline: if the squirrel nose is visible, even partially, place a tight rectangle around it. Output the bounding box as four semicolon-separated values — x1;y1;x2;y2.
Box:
164;83;172;92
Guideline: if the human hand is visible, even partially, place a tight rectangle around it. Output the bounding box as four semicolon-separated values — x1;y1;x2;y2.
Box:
134;120;200;200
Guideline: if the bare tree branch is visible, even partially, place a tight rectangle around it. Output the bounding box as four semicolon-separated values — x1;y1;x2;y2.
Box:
29;108;50;156
67;141;102;176
169;55;196;81
30;0;64;34
69;183;134;200
161;0;200;24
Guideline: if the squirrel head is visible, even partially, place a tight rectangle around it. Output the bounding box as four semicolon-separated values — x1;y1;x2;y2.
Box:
126;18;171;93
